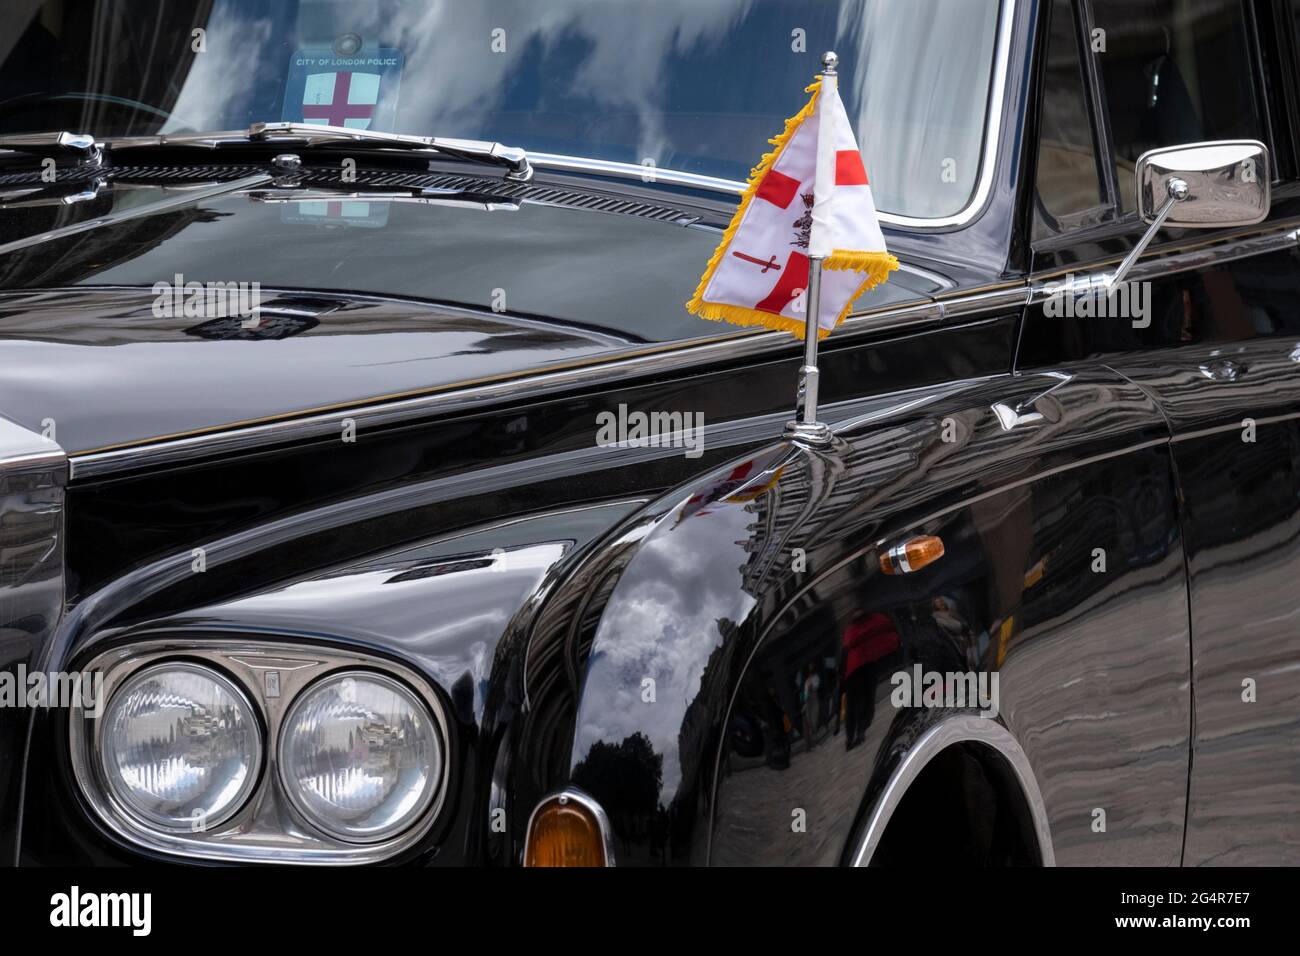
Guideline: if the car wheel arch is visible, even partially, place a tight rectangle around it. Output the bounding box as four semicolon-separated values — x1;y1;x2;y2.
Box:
847;714;1055;866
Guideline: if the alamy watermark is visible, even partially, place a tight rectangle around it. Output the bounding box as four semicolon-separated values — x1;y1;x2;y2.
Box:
0;666;104;717
50;886;151;936
1043;274;1151;329
596;403;705;458
152;273;262;324
890;664;999;718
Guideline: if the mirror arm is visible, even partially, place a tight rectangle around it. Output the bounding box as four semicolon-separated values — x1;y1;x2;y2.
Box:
1107;177;1189;288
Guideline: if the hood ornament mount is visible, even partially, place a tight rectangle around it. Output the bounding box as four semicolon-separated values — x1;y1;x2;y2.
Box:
783;51;838;448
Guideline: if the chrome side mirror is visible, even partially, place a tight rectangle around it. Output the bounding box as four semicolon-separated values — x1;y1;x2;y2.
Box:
1109;140;1270;287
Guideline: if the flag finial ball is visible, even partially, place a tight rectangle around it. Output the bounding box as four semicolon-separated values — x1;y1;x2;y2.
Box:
821;51;838;75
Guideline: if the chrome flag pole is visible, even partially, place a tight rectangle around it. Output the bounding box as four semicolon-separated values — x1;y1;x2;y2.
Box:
786;51;837;447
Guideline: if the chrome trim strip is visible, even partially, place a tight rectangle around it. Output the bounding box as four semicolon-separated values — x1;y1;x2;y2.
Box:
67;299;968;480
523;787;616;866
69;637;452;866
1030;221;1300;296
939;284;1031;319
0;415;66;476
530;0;1016;231
530;152;746;194
850;716;1054;866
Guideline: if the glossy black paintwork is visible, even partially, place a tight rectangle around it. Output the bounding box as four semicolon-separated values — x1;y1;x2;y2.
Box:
12;309;1018;864
17;500;640;865
8;0;1300;869
541;369;1189;865
1022;246;1300;865
59;315;1017;600
0;420;64;861
0;168;946;455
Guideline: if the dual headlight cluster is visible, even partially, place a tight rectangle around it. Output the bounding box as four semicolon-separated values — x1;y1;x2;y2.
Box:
72;640;448;863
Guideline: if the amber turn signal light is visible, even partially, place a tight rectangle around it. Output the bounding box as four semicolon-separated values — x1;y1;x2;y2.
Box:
879;535;945;575
523;791;612;867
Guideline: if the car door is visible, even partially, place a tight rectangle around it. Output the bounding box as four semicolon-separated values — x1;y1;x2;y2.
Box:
1021;0;1300;864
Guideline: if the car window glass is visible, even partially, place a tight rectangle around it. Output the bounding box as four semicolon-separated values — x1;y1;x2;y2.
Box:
1089;0;1263;212
0;0;1001;222
1034;0;1105;238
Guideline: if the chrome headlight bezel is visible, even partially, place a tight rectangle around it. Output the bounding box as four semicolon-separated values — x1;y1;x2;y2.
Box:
277;669;444;844
97;659;264;834
69;637;450;865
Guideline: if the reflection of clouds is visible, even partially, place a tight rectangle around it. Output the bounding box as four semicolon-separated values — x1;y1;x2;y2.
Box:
383;0;749;163
161;7;274;133
576;502;756;795
149;0;998;217
839;0;998;217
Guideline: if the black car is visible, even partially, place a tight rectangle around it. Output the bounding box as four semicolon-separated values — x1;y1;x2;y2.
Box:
1;0;1298;870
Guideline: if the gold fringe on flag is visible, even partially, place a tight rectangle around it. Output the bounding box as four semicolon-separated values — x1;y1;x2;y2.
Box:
685;78;899;340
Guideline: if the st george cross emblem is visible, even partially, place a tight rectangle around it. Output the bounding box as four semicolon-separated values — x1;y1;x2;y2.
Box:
302;71;380;129
282;47;405;130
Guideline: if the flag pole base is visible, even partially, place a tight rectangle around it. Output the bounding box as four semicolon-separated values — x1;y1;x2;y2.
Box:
783;420;834;445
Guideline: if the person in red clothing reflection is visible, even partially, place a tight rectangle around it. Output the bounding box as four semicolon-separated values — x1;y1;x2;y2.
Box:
840;610;900;751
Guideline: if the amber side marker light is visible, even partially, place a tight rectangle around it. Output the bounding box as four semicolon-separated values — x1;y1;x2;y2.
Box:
879;535;945;575
523;790;613;867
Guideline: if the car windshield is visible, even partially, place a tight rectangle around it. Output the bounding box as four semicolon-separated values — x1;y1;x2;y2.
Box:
0;0;1000;221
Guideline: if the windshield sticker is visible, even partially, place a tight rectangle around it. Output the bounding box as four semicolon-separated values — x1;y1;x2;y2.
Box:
282;48;404;131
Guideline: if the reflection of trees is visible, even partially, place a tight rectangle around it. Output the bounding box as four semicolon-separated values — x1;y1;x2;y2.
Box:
571;732;662;844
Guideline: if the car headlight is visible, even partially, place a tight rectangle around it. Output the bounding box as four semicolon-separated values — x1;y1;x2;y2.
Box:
100;662;262;831
278;670;442;843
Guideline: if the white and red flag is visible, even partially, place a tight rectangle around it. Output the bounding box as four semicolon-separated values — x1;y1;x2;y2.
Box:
686;71;897;339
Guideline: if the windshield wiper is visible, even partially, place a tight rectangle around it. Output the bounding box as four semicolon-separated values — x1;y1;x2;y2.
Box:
106;122;533;182
250;123;532;181
0;130;103;166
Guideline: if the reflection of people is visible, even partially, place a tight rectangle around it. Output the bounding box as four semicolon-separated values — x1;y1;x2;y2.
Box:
821;653;840;734
762;685;790;770
840;610;900;751
932;595;968;643
800;664;820;752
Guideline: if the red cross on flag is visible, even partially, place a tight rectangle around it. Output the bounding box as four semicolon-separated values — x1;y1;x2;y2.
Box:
302;71;380;129
686;71;898;339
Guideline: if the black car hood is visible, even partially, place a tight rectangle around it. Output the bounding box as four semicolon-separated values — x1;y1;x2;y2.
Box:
0;177;941;457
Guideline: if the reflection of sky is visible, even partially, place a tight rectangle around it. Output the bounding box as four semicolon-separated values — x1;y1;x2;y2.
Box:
575;500;756;796
376;0;753;167
150;0;998;218
161;7;276;133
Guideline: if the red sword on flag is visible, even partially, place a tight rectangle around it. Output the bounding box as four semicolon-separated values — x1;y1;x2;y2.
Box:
732;251;781;273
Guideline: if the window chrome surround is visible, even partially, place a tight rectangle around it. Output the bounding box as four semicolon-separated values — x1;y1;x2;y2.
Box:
522;787;616;867
69;637;451;866
529;0;1016;231
850;715;1055;866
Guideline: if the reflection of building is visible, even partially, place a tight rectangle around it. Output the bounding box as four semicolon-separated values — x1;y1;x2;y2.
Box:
0;200;214;289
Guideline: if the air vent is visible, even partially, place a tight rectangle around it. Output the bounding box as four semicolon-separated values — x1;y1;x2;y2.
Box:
0;164;700;224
